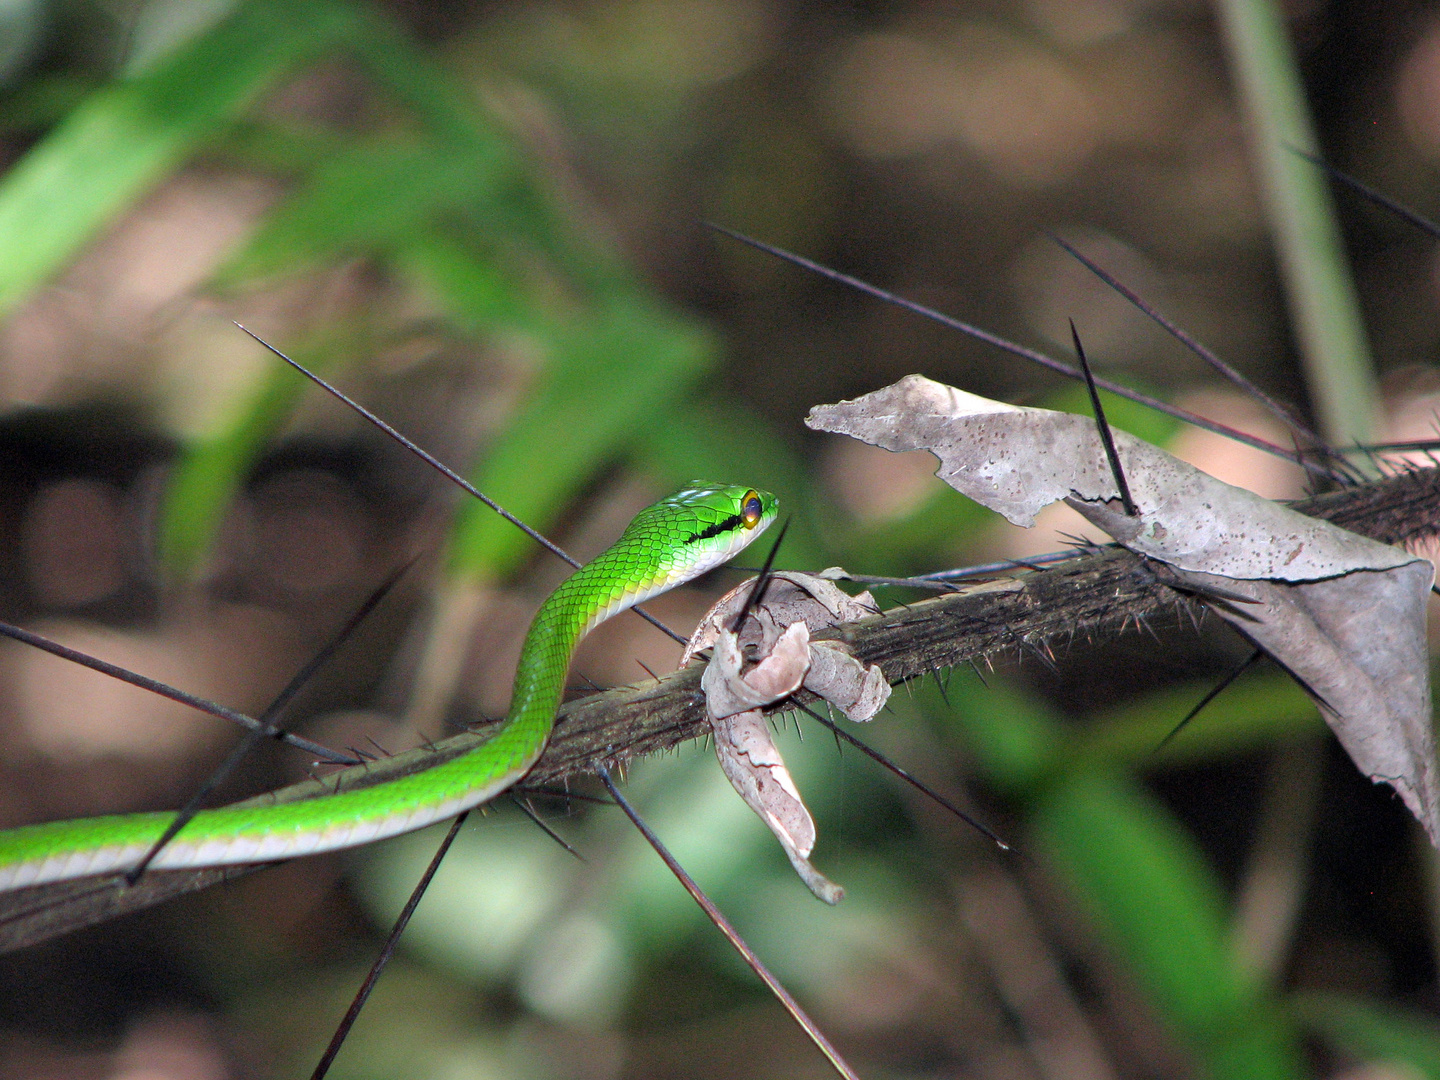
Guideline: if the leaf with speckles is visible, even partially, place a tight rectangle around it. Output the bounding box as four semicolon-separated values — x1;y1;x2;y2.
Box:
807;374;1440;845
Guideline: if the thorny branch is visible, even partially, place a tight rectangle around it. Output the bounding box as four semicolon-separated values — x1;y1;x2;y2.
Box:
4;465;1439;951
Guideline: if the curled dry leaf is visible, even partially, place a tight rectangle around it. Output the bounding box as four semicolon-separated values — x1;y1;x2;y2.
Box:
700;621;812;719
702;623;842;904
693;573;894;902
808;374;1440;844
683;571;883;664
687;571;891;723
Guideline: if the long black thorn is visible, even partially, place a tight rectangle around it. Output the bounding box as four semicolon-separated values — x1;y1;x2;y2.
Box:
1290;145;1440;242
635;659;661;682
311;811;468;1080
929;663;951;708
1022;640;1061;677
731;517;791;633
510;794;585;861
1071;319;1138;516
1156;650;1264;752
792;701;1012;853
0;619;356;766
705;223;1334;478
595;766;860;1080
1050;234;1334;459
1170;578;1263;608
1145;560;1263;608
126;560;416;884
1265;650;1339;719
968;659;991;688
233;323;686;648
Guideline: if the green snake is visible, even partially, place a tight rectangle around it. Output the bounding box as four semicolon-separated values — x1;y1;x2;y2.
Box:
0;483;777;890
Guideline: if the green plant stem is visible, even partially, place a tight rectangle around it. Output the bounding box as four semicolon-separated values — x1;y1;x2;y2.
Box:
1216;0;1379;447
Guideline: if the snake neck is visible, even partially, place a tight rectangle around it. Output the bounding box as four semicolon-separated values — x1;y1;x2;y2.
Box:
501;549;652;748
496;487;768;765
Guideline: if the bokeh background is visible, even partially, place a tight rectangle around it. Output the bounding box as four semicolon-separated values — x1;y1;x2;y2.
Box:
0;1;1438;1077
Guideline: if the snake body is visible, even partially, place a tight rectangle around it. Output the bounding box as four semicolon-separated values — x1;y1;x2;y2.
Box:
0;483;777;890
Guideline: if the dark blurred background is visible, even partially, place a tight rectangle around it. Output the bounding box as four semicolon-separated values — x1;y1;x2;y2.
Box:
0;1;1436;1077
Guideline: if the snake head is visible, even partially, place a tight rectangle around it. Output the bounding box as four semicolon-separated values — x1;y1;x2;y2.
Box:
620;483;779;583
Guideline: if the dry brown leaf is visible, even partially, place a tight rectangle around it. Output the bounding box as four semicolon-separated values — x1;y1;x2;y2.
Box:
693;572;894;901
808;374;1440;843
683;571;882;666
701;622;843;904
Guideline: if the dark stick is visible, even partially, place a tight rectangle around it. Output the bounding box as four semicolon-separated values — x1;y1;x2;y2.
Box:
311;812;469;1080
596;767;862;1080
1071;320;1137;517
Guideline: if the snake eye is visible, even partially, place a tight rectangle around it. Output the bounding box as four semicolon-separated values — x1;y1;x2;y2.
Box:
741;490;763;529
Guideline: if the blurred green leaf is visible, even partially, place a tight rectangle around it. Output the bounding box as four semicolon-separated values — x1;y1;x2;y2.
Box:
213;141;497;286
0;0;365;320
1035;768;1304;1080
146;0;704;581
840;485;995;577
1074;670;1322;769
1294;991;1440;1079
450;295;717;580
930;671;1059;795
399;229;534;334
159;333;346;575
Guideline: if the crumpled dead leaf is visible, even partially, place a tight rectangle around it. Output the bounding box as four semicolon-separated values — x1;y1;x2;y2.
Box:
700;621;812;718
693;572;893;902
687;571;890;723
808;374;1440;844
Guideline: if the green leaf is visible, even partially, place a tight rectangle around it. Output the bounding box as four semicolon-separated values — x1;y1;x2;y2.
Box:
1294;991;1440;1079
840;485;995;577
448;295;717;581
1074;671;1323;769
394;229;533;335
0;0;363;320
1035;769;1304;1080
213;139;516;288
159;336;342;576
